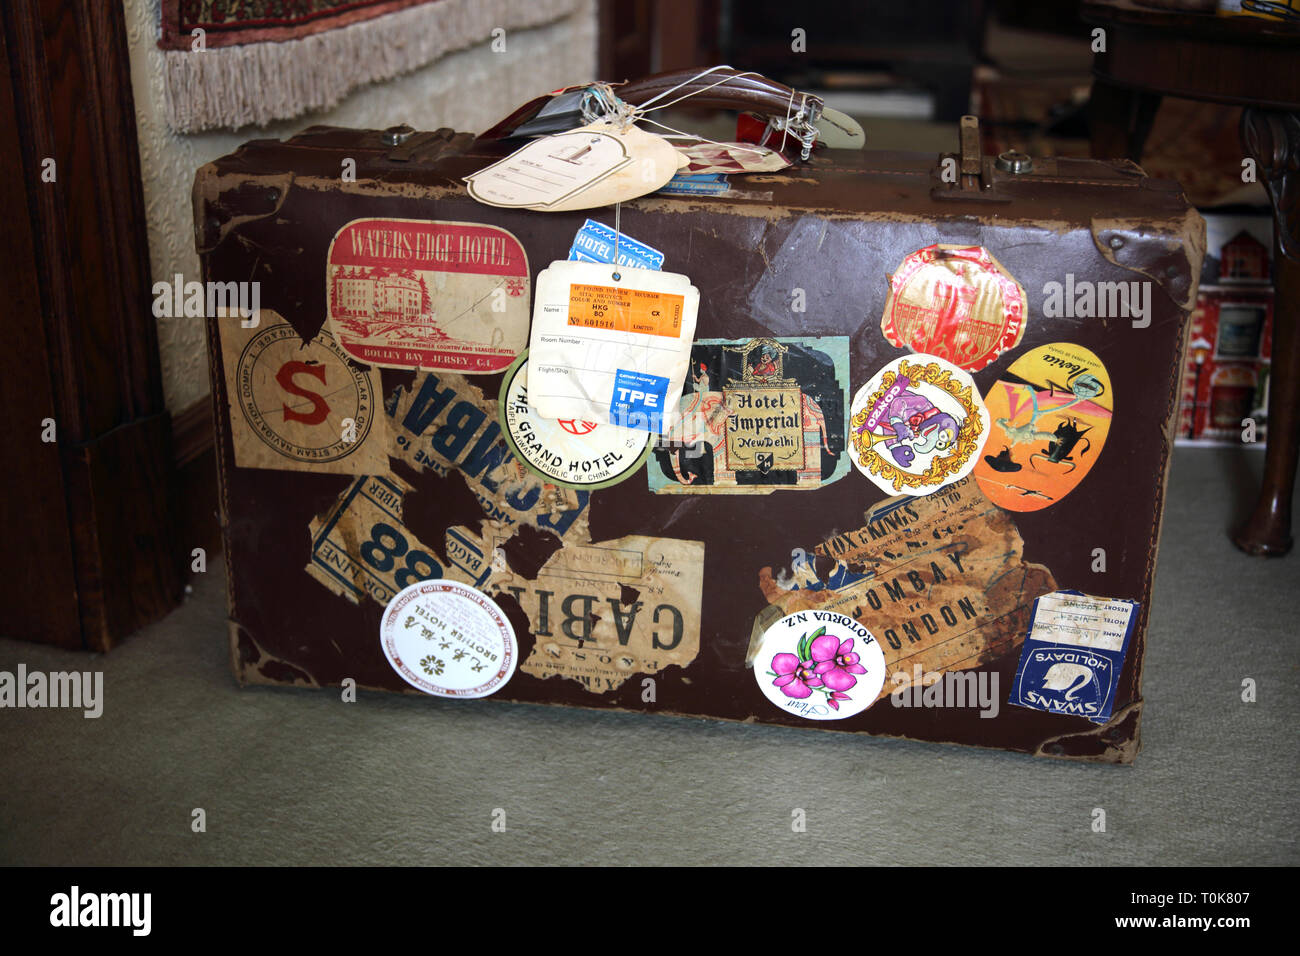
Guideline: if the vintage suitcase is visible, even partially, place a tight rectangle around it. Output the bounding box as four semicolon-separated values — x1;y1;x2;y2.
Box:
195;75;1204;763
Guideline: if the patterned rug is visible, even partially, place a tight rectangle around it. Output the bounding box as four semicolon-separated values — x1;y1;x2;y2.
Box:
158;0;584;133
159;1;434;50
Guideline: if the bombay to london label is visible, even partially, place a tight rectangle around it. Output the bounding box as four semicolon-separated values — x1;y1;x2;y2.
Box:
500;353;650;489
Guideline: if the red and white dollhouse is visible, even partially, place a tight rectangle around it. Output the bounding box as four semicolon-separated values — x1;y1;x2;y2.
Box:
1179;227;1274;443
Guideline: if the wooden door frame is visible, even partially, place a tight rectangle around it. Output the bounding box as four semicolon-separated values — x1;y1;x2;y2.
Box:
2;0;181;650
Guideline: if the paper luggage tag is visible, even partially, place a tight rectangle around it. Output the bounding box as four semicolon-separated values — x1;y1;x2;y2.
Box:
527;260;699;433
465;120;685;212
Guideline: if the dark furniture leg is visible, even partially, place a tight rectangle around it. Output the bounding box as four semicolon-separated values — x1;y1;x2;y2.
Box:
1089;80;1162;162
1234;109;1300;556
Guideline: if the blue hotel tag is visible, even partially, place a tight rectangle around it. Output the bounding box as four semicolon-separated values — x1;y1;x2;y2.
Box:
568;219;664;271
1008;590;1139;724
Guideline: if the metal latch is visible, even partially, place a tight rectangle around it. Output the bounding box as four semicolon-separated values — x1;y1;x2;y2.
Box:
931;115;1019;203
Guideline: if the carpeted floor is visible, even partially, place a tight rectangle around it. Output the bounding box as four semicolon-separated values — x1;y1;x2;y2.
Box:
1;446;1295;866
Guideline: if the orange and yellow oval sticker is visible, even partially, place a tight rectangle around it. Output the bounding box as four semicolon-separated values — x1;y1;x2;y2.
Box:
973;343;1112;511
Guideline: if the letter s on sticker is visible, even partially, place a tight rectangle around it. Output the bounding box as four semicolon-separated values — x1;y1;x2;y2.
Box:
276;361;330;424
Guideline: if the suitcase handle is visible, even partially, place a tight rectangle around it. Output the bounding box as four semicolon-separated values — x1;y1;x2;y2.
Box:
616;67;822;120
616;67;824;159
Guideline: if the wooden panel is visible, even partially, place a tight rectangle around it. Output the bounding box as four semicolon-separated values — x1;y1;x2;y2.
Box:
1;0;181;650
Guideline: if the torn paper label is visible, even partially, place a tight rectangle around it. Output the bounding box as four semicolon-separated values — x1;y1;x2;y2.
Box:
648;336;849;494
748;476;1056;700
388;370;591;541
1009;591;1138;724
325;218;529;373
497;534;705;695
306;474;492;606
219;315;389;475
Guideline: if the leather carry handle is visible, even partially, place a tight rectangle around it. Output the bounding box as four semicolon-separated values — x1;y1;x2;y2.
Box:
616;67;823;122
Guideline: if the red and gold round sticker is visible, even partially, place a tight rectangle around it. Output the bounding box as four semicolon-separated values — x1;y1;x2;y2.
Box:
880;245;1027;371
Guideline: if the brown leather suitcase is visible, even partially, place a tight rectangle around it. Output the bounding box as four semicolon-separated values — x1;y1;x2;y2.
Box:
194;74;1203;763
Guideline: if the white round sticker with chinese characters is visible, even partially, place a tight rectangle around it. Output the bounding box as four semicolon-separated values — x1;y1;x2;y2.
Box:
380;580;517;698
753;611;886;720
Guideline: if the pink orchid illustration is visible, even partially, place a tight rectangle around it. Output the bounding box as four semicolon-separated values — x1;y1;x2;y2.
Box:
812;634;868;692
770;652;823;699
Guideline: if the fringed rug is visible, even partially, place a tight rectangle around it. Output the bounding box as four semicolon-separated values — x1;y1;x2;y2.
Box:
159;0;583;133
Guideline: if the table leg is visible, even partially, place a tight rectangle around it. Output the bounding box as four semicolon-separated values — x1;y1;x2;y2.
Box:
1234;108;1300;556
1089;80;1162;162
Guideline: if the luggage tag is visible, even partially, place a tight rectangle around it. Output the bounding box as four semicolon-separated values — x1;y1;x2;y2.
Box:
465;119;685;212
527;259;699;433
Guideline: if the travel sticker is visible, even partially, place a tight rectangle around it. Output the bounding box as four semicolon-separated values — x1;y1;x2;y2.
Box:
649;336;850;494
748;476;1057;702
849;354;988;496
753;611;887;721
380;580;517;698
500;353;650;490
219;314;388;475
973;343;1113;511
495;533;706;695
1008;590;1138;724
306;370;593;608
325;218;529;373
880;245;1026;371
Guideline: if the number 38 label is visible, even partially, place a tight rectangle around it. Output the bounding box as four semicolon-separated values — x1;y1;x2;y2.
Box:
306;474;493;607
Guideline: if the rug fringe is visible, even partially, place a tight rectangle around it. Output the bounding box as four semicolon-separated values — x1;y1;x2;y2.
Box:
164;0;583;133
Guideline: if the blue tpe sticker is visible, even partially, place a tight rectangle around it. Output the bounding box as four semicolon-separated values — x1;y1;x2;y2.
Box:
568;219;664;271
1008;590;1139;724
609;369;670;433
657;173;731;196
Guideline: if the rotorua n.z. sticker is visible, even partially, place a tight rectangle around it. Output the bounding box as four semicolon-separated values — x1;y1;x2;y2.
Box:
849;354;989;495
753;610;886;721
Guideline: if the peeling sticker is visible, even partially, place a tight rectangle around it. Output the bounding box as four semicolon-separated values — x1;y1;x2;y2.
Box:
649;336;850;494
850;354;989;496
880;244;1027;370
500;354;650;489
498;534;705;695
749;476;1057;701
380;580;518;698
1009;590;1137;724
752;610;887;720
974;343;1113;511
219;315;389;475
325;218;529;372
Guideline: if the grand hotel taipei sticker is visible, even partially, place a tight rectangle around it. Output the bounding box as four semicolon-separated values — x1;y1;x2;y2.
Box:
325;217;529;373
499;353;650;489
849;354;989;497
218;314;388;475
380;580;518;699
880;244;1026;371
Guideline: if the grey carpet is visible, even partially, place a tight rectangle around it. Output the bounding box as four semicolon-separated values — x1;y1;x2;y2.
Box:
2;446;1296;866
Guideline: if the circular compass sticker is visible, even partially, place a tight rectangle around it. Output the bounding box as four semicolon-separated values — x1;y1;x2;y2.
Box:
753;611;887;721
849;354;990;496
499;353;650;489
380;580;517;699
